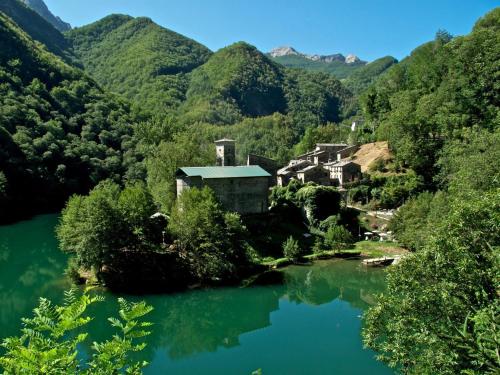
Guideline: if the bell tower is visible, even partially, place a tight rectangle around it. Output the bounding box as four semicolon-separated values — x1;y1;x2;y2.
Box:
215;138;236;166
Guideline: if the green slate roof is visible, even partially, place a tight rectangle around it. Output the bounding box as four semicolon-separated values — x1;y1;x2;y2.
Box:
176;166;271;179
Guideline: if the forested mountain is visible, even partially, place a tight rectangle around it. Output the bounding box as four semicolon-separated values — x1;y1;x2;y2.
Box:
66;15;212;114
0;0;74;62
0;9;140;222
22;0;71;32
269;48;397;94
343;56;398;94
181;42;353;127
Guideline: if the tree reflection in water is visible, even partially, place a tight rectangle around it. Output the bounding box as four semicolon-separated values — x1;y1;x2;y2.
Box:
83;259;386;363
0;214;387;371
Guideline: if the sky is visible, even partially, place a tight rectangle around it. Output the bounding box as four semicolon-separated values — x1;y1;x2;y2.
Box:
44;0;497;61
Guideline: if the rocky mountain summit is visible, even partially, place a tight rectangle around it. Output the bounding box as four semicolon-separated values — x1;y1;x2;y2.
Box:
269;46;363;64
22;0;71;31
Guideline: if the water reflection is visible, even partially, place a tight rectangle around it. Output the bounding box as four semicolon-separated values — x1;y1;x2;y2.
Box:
83;259;386;364
284;260;385;309
0;215;69;338
0;215;391;374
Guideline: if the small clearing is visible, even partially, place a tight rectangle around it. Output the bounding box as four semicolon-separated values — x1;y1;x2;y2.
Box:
351;141;392;172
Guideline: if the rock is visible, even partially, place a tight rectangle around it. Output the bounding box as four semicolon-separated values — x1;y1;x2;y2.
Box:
269;46;365;65
22;0;71;32
345;54;360;64
269;46;300;58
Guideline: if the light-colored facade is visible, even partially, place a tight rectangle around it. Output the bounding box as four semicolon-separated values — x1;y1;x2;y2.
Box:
324;160;361;186
277;143;361;187
215;138;236;167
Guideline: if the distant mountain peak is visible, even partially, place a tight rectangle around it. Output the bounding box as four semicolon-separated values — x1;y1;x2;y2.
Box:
268;46;364;64
22;0;71;32
269;46;300;58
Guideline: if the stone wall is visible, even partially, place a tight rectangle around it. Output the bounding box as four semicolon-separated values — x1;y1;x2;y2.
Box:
336;145;359;161
204;177;269;214
176;176;202;196
247;154;278;186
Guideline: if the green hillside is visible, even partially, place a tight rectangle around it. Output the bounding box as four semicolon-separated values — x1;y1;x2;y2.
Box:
66;15;212;114
181;42;353;127
181;42;286;123
343;56;397;94
0;10;140;222
361;10;499;182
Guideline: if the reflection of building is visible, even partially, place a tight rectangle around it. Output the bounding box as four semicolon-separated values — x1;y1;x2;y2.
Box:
159;286;283;359
277;143;361;187
176;139;271;214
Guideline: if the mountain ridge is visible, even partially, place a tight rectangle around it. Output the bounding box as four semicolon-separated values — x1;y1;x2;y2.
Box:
22;0;71;32
269;46;364;64
66;14;213;114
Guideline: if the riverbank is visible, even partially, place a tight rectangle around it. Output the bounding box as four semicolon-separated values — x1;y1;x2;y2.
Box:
260;240;408;269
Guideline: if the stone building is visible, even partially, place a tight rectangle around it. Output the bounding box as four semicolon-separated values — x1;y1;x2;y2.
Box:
324;160;361;186
277;159;311;187
215;138;236;166
277;143;361;187
296;165;330;185
295;143;352;165
247;154;279;186
176;139;271;215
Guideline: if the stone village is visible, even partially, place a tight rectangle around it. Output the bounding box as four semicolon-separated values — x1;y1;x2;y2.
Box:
176;139;362;215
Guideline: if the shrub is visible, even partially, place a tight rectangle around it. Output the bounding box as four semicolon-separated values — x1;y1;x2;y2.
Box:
368;157;386;172
295;185;341;223
283;236;302;260
318;215;340;232
324;225;354;251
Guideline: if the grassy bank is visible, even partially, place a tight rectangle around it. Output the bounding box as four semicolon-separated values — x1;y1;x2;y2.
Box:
260;240;408;268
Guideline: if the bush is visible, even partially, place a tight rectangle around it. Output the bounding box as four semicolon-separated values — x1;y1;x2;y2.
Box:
65;257;85;285
295;184;341;223
318;215;340;232
324;225;354;251
283;236;302;261
368;157;386;173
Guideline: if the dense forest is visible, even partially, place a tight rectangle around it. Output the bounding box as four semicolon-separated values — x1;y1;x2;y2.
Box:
0;0;499;373
66;14;212;114
0;6;142;223
0;0;358;222
361;9;500;375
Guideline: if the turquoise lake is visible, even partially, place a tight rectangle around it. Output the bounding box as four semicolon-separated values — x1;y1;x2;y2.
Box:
0;214;394;374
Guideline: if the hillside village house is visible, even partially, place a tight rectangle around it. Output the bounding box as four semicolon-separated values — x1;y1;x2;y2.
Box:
176;139;271;214
277;143;361;187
